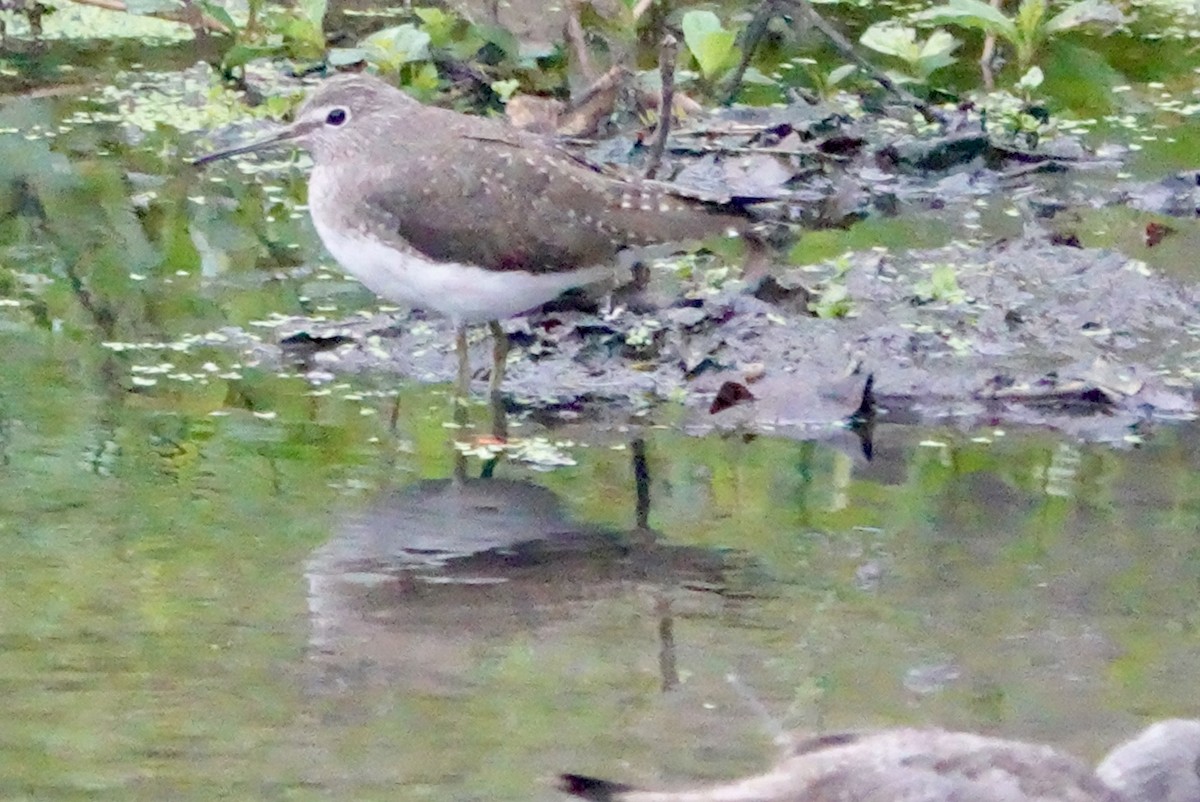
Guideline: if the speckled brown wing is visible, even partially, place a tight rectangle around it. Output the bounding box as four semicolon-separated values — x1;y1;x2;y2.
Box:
802;764;1114;802
452;123;755;249
559;729;1126;802
782;730;1121;802
353;110;750;274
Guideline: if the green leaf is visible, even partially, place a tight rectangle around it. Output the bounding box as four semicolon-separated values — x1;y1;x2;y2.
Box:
860;23;958;80
947;0;1016;26
262;94;294;118
221;42;279;70
739;66;776;85
920;29;960;61
826;63;857;87
414;7;456;46
681;10;739;79
446;29;487;61
681;9;722;41
279;15;324;58
917;30;960;76
296;0;326;26
1014;0;1048;42
328;47;368;67
1038;39;1123;112
475;23;519;59
860;23;919;61
407;61;441;92
490;78;520;102
915;0;1017;40
915;263;965;304
811;282;852;318
197;0;235;31
1017;65;1044;90
361;23;431;69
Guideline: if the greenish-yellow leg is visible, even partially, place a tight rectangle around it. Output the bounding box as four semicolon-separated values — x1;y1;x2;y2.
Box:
488;319;508;399
455;324;470;400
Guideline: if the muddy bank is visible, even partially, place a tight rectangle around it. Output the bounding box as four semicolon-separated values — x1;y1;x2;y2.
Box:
266;235;1198;443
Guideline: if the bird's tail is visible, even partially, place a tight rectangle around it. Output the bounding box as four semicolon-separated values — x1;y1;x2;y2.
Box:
558;773;635;802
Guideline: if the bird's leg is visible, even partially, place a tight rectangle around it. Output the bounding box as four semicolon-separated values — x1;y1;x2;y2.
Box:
455;323;471;400
488;319;508;399
451;322;471;484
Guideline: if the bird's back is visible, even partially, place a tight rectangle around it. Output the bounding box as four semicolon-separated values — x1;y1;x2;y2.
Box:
560;727;1134;802
330;98;752;275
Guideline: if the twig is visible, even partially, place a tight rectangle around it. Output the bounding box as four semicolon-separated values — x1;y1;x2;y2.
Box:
722;0;781;105
979;0;1003;90
778;0;945;126
643;33;677;179
562;64;626;118
564;0;596;84
556;64;629;136
69;0;229;32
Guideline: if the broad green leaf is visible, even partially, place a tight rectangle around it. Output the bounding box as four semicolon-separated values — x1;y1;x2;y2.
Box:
279;15;324;56
915;0;1017;40
681;10;739;79
296;0;326;26
362;23;431;68
1038;39;1124;111
916;30;960;76
697;29;738;78
860;24;958;79
920;29;960;61
1015;0;1048;41
948;0;1017;27
414;7;455;46
1017;65;1044;89
681;8;722;40
860;23;919;61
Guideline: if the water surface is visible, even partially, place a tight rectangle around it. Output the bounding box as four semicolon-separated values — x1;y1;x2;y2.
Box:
2;36;1200;802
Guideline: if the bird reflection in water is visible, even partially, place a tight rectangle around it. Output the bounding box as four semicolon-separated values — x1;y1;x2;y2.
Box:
304;399;737;695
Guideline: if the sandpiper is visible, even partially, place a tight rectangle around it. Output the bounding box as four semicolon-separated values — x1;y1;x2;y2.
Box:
194;72;754;398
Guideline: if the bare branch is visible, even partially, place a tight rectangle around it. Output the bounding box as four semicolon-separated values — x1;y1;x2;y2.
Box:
643;32;677;179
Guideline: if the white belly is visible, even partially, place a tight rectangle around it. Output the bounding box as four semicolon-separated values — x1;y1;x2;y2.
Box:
310;214;616;325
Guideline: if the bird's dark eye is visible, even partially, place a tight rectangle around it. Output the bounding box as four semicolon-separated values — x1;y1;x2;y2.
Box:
325;108;348;126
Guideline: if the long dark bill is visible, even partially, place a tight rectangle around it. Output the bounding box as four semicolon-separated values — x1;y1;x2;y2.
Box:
191;123;305;167
558;774;635;802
